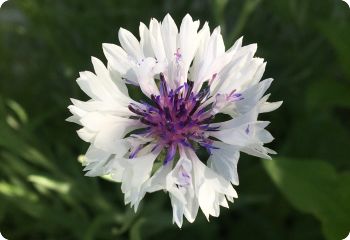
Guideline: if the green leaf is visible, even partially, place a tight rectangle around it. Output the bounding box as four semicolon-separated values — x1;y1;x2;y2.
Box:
130;217;146;240
6;99;28;124
306;79;350;111
27;175;71;194
317;21;350;79
263;158;350;240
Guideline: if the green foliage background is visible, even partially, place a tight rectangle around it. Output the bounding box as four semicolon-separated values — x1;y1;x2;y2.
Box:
0;0;349;239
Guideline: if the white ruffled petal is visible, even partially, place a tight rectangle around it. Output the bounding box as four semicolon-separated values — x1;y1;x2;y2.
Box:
93;129;131;155
259;94;283;113
178;14;200;84
170;194;185;228
139;22;154;58
118;27;143;61
149;18;166;63
119;146;161;210
170;157;199;223
132;57;160;97
190;22;210;83
228;78;274;116
76;128;95;142
83;145;113;176
186;148;237;220
102;43;138;85
161;14;178;63
209;98;276;159
142;161;173;193
208;142;240;185
192;26;230;92
76;71;109;101
91;56;131;100
67;104;86;123
68;98;131;118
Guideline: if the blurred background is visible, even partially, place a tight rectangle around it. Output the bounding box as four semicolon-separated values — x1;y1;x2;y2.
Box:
0;0;349;239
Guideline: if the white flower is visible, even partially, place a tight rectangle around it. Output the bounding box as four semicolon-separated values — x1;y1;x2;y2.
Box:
67;13;282;227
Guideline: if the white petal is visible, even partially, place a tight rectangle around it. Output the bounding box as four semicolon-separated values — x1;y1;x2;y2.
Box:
234;78;274;114
149;18;166;62
251;61;267;85
139;22;154;58
183;196;199;223
198;181;218;219
83;145;113;176
91;56;131;101
192;26;231;92
120;147;161;209
170;194;185;228
225;36;243;56
161;14;178;62
118;28;143;61
109;71;130;97
93;55;130;96
169;157;199;224
69;98;131;117
102;43;136;84
260;100;283;113
178;14;200;82
110;156;126;182
143;162;173;193
66;114;80;124
211;116;275;159
241;145;272;160
179;14;200;67
67;104;86;123
208;142;240;185
85;145;109;164
133;57;160;96
76;71;108;101
91;56;109;80
190;22;210;83
80;112;130;132
77;128;95;142
219;195;229;208
212;105;258;130
236;43;257;61
186;149;237;220
93;126;133;154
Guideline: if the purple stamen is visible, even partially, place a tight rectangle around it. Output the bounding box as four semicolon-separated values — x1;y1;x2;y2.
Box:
177;165;191;187
227;89;244;101
209;73;217;85
128;73;227;163
128;105;146;116
129;144;144;159
164;144;177;165
199;141;219;154
174;48;182;62
159;73;168;97
151;144;161;152
140;117;157;126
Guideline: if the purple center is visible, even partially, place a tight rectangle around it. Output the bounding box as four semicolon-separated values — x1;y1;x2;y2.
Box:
128;73;238;164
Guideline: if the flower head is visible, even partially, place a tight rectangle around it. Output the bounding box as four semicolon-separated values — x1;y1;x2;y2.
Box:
67;14;282;227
